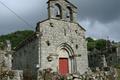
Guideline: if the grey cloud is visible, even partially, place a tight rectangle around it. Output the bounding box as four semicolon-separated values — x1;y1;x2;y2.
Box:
70;0;120;41
0;0;47;35
81;19;120;41
107;20;120;41
75;0;120;23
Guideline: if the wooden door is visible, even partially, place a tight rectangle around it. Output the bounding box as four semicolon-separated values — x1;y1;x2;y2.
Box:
59;58;69;76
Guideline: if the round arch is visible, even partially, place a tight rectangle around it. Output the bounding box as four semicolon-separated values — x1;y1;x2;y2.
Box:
54;3;62;19
66;6;73;21
57;43;77;75
58;43;74;57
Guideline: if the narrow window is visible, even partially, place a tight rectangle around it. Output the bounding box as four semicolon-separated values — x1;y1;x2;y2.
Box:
66;9;70;18
76;44;78;49
63;28;66;36
46;40;50;46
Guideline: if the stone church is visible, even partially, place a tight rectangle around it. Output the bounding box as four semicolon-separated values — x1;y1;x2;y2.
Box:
12;0;88;79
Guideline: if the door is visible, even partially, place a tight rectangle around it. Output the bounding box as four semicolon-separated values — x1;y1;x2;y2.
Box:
59;58;69;76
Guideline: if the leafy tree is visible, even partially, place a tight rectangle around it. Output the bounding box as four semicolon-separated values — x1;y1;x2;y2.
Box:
86;37;109;51
86;37;96;51
87;42;96;51
0;30;34;49
95;39;107;50
86;37;94;42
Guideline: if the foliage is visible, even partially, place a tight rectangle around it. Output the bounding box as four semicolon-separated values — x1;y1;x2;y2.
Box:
86;37;111;51
0;30;34;49
86;37;96;51
86;37;94;42
87;42;96;51
0;31;116;53
95;39;107;50
86;37;95;51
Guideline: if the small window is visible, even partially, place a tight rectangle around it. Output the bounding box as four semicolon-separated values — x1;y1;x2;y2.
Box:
66;9;70;18
75;30;78;34
63;28;66;36
46;40;50;46
76;44;78;49
50;23;54;27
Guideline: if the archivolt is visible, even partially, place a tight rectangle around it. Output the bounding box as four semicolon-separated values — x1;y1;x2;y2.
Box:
57;43;74;57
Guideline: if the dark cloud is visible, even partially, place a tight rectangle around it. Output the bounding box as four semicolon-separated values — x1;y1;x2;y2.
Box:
75;0;120;23
69;0;120;41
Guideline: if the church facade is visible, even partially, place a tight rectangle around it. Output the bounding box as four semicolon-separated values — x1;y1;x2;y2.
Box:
12;0;88;79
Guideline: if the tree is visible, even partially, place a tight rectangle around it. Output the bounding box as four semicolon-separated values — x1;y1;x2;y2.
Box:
0;30;34;49
95;39;107;50
86;37;95;51
86;37;94;42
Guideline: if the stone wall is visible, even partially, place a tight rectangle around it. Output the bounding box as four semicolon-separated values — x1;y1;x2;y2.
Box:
0;49;23;80
0;50;12;70
12;39;39;80
12;70;23;80
0;70;23;80
38;19;88;74
13;18;88;79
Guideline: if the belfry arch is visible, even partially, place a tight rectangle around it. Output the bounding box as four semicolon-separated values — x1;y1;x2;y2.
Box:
54;4;62;19
66;7;73;21
57;43;77;75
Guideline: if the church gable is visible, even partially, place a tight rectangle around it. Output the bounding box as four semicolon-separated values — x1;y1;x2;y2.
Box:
36;19;86;36
37;19;85;37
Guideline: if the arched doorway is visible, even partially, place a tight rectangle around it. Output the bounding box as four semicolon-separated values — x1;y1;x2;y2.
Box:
57;43;77;76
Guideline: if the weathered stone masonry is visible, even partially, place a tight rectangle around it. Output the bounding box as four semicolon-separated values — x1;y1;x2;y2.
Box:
12;0;88;80
36;19;88;74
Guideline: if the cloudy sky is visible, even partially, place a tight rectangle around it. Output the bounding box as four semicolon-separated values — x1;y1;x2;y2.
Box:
0;0;120;41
